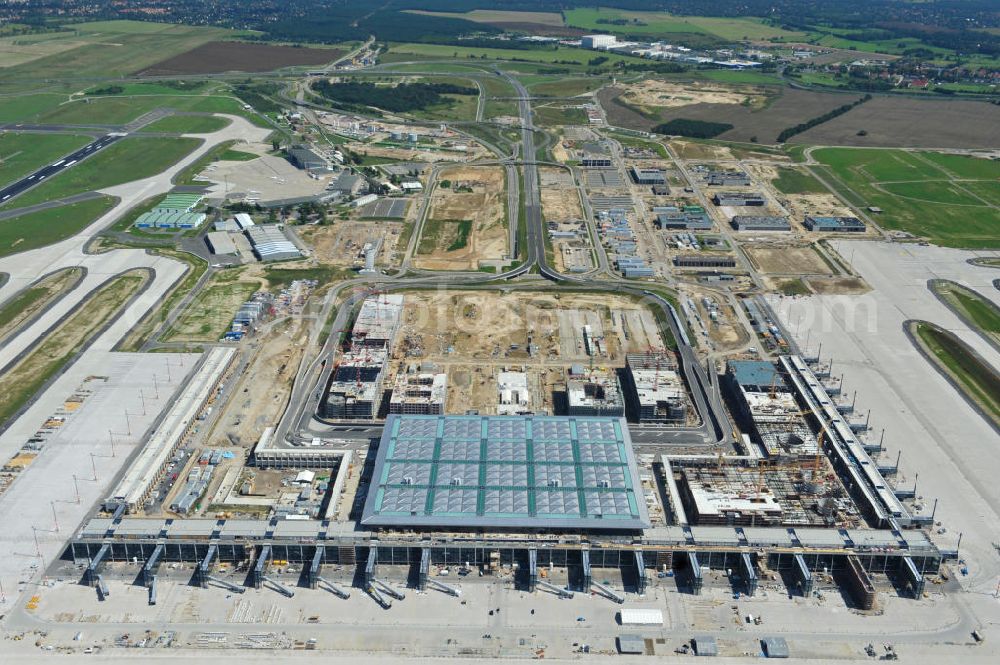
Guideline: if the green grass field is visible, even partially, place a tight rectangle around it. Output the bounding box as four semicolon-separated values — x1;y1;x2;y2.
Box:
563;8;810;42
813;148;1000;248
0;133;92;188
0;93;68;123
931;280;1000;350
772;166;828;194
173;139;251;186
3;137;201;208
0;195;117;258
418;218;473;254
37;93;269;127
142;114;231;133
164;278;260;342
0;21;249;84
385;42;652;68
534;104;588;126
912;321;1000;426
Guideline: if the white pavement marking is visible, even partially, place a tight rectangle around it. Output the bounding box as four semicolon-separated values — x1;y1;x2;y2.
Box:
0;352;197;615
767;241;1000;595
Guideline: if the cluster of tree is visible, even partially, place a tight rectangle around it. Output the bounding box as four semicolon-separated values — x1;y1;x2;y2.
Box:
652;118;734;139
232;82;283;114
86;85;124;96
776;94;871;143
313;80;476;113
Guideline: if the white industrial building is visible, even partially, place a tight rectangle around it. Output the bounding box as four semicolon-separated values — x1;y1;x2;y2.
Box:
497;371;531;415
582;34;618;50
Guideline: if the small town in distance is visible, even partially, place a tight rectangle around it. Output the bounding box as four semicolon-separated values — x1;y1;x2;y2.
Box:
0;1;997;663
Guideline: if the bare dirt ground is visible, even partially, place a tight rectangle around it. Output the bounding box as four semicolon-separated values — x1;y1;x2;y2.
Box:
299;221;402;269
670;140;734;161
806;276;870;294
539;168;583;222
791;96;1000;149
744;245;833;275
0;267;82;344
206;318;307;450
394;290;667;414
618;79;767;114
682;286;750;352
137;41;342;76
414;166;508;270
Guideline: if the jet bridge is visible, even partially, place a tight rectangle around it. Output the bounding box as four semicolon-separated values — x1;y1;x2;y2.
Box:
197;544;217;588
317;577;351;599
528;548;538;592
740;552;758;597
418;547;430;591
262;575;295;598
581;550;592;591
252;544;271;589
792;553;813;596
85;543;110;586
688;552;703;595
142;543;164;587
308;547;323;589
899;557;925;599
634;551;647;594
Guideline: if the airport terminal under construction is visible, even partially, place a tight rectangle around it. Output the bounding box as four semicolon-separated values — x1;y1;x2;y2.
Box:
63;293;943;616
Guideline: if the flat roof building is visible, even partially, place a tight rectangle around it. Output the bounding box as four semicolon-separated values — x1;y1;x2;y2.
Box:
625;353;686;423
245;225;302;262
389;369;447;415
655;211;712;231
497;371;532;415
360;414;650;531
731;215;790;232
705;170;751;187
206;231;238;256
630;166;667;185
352;293;404;348
288;144;327;171
673;255;737;269
713;192;766;207
567;370;625;417
323;348;388;419
804;216;865;232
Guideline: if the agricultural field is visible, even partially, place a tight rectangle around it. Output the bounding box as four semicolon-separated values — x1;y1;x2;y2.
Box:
414;166;508;271
137;41;343;76
0;133;92;188
930;280;1000;352
0;196;117;258
404;9;585;37
163;272;261;342
2;137;201;208
791;97;1000;149
0;269;148;426
909;320;1000;429
813;148;1000;248
0;21;246;84
383;42;651;69
563;8;811;44
142;115;231;134
0;267;83;344
599;86;846;142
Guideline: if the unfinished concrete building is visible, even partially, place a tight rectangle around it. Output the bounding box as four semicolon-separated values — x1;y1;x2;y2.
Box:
566;370;625;417
625;353;686;423
323;348;388;419
497;371;532;416
725;360;818;459
389;368;447;415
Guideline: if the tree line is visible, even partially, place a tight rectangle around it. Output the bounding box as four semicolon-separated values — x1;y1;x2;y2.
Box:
776;95;872;143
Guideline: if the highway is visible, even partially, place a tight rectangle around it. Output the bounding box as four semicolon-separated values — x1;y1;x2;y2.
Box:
0;132;124;206
265;68;734;455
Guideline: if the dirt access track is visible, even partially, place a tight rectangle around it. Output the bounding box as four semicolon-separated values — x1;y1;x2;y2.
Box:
137;41;343;76
414;166;508;271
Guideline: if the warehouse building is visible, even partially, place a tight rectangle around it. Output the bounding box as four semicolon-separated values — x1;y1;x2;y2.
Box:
329;171;366;196
245;225;302;261
625;353;687;423
673;254;737;269
705;170;751;187
581;34;618;50
567;371;625;417
360;414;650;531
713;192;766;207
804;216;865;232
206;231;238;256
655;211;713;231
389;369;447;415
630;166;667;185
288;144;327;171
730;215;791;232
133;193;206;230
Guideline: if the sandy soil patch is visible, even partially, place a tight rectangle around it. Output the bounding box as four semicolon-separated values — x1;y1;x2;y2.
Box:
299;221;402;269
744;245;832;275
619;80;766;114
414;166;508;270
